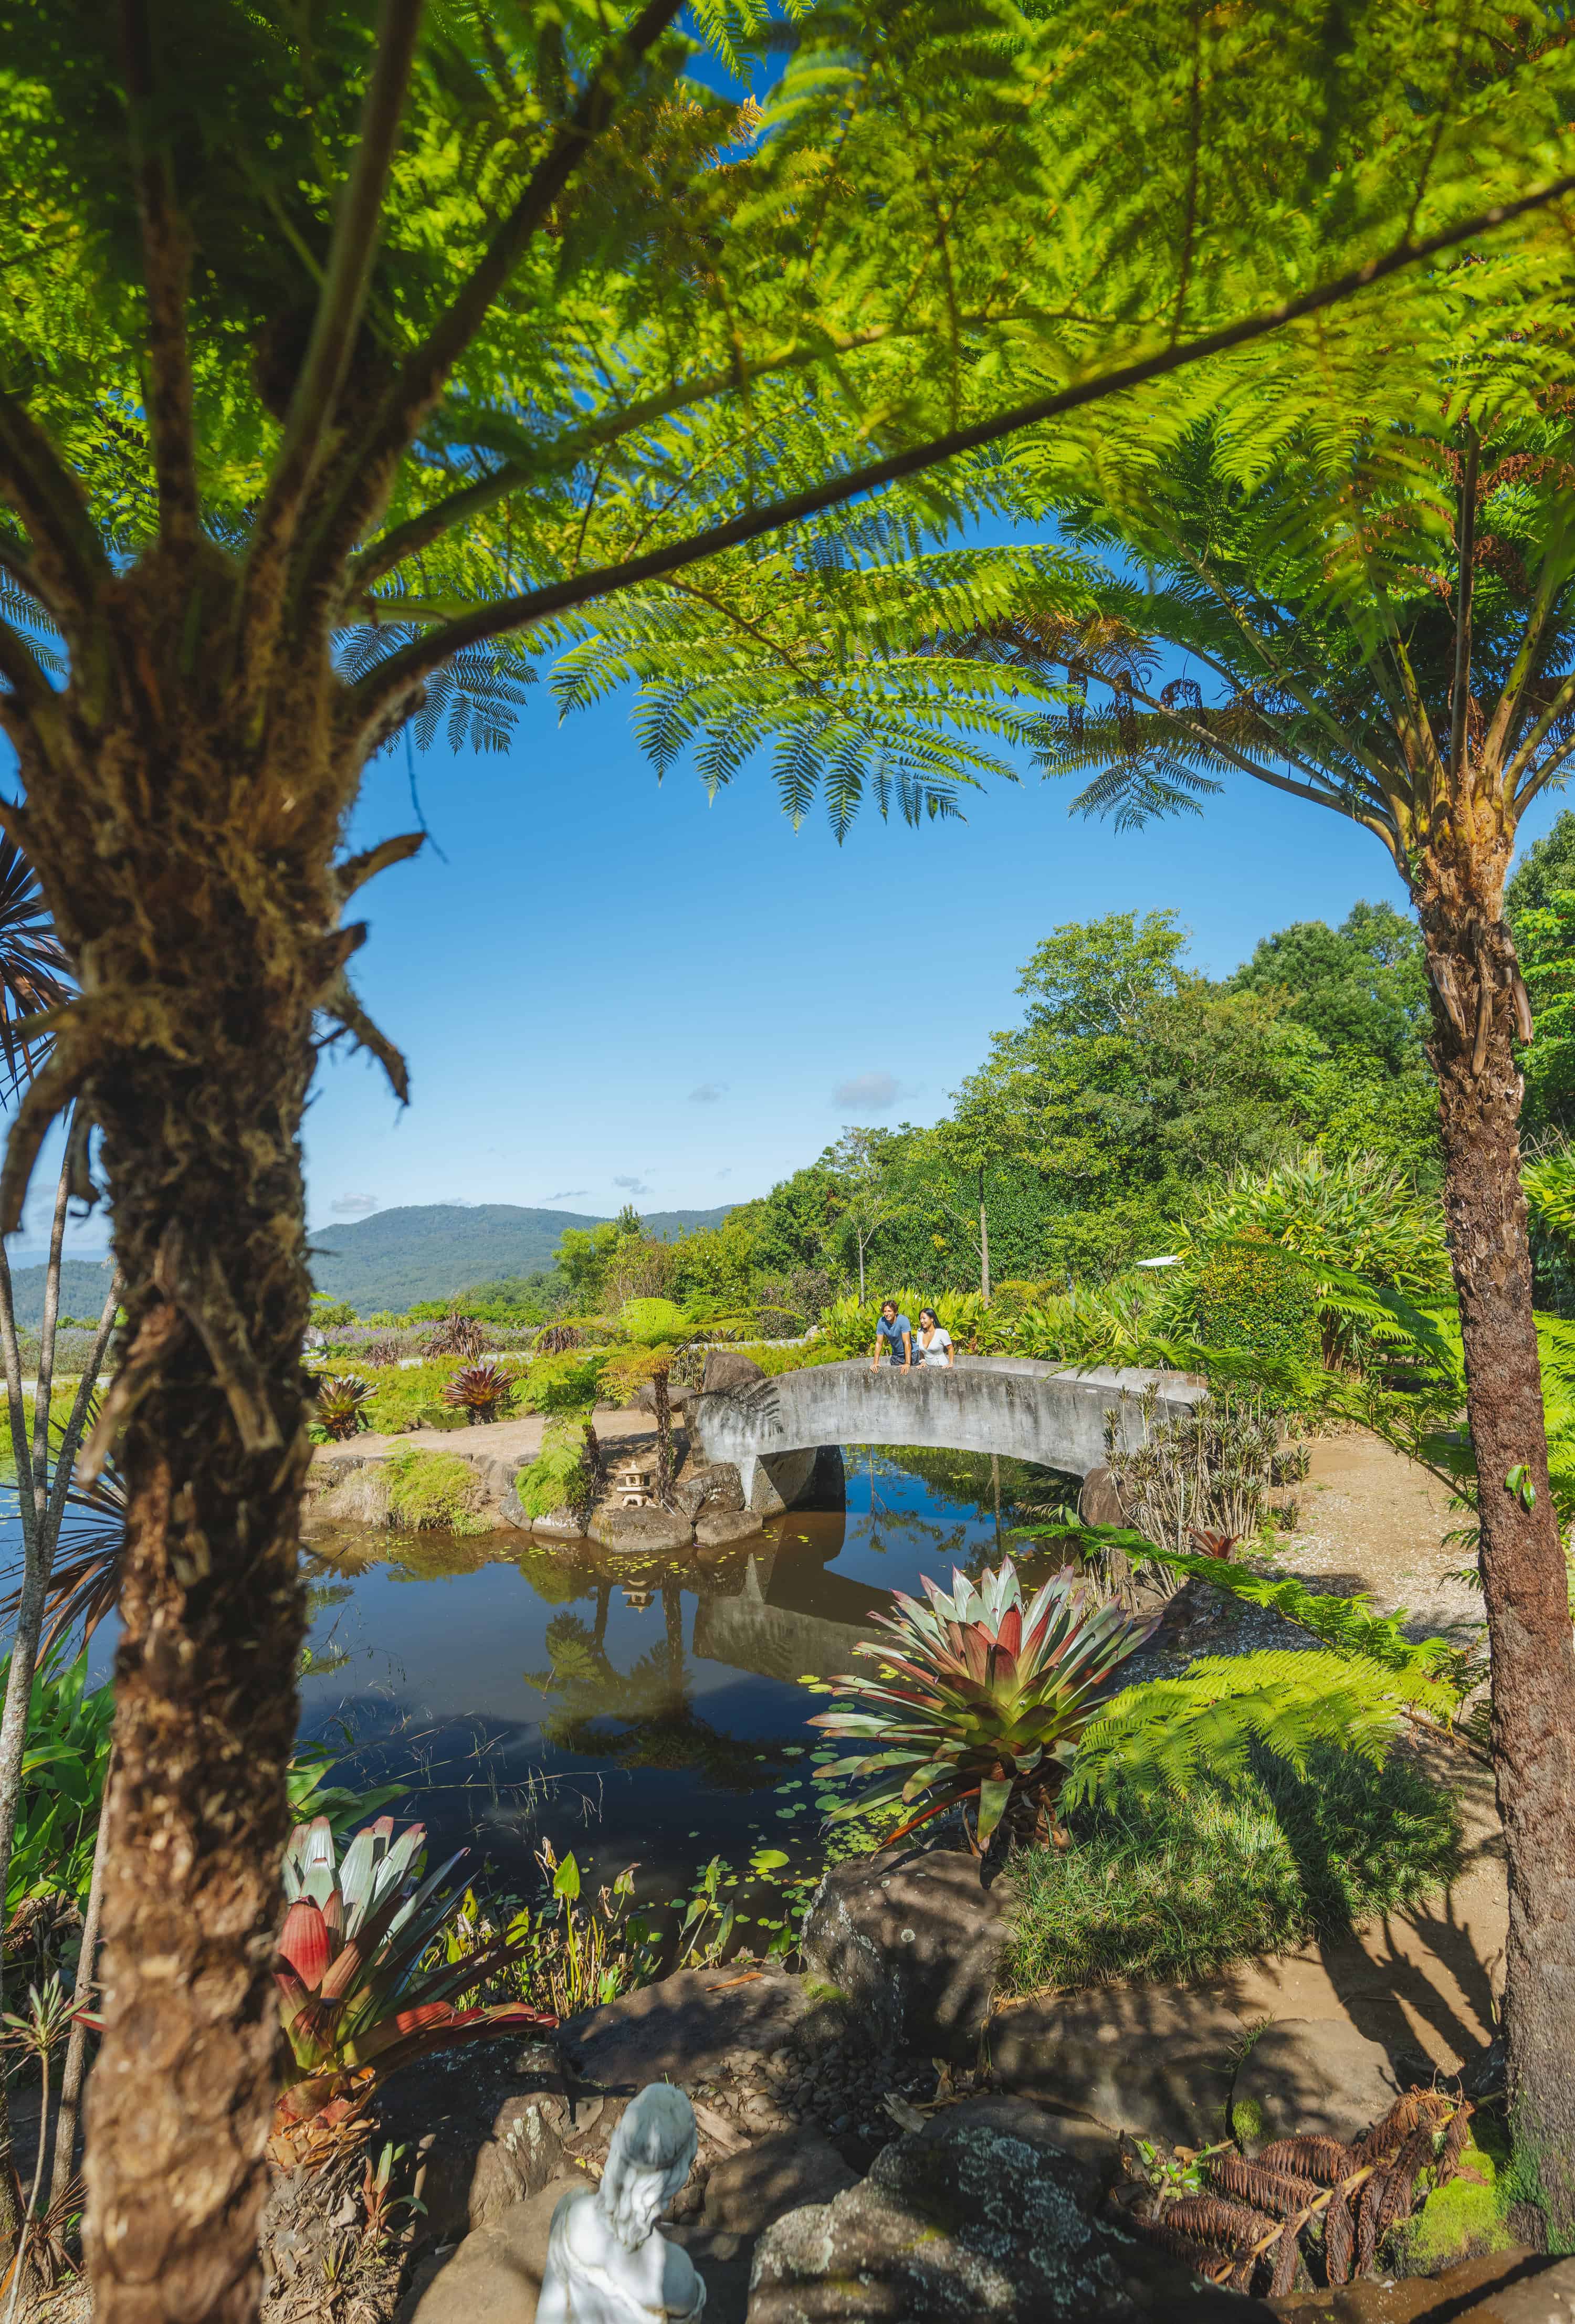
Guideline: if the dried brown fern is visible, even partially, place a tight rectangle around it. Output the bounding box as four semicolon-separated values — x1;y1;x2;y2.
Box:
1356;2168;1387;2276
1356;2088;1451;2165
1322;2182;1355;2286
1268;2220;1301;2298
1210;2152;1321;2217
1164;2192;1278;2252
1255;2134;1359;2184
1377;2121;1445;2241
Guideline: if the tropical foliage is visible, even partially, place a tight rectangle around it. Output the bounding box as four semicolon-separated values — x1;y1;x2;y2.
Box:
810;1559;1156;1852
312;1374;374;1442
271;1814;554;2168
438;1360;518;1424
4;1652;112;1923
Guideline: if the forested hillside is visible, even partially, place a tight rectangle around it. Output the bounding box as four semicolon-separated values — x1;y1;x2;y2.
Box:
305;1203;737;1313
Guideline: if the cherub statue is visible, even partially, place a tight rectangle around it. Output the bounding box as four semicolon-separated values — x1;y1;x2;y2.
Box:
535;2084;706;2323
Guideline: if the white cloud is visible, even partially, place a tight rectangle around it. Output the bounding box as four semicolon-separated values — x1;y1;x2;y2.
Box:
544;1188;588;1201
688;1081;728;1103
331;1194;379;1218
832;1070;901;1111
716;1168;732;1179
613;1175;651;1196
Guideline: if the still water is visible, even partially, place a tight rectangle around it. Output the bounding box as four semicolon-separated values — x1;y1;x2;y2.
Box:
292;1444;1072;1903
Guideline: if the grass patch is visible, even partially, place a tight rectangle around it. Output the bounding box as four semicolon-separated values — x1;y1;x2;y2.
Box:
1003;1745;1462;1995
384;1447;490;1536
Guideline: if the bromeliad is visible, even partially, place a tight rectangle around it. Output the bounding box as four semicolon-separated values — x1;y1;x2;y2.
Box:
270;1814;555;2170
810;1558;1154;1854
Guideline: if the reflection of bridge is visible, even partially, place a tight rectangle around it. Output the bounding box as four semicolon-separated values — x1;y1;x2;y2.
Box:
692;1357;1201;1506
692;1552;884;1684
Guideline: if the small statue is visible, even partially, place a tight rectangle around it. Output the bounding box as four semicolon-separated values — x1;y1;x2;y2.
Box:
535;2084;706;2323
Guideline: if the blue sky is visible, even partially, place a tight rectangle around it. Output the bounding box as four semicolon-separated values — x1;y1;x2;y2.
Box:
220;700;1574;1233
15;663;1571;1261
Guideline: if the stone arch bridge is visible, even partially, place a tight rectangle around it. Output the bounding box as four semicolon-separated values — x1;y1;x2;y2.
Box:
690;1355;1202;1513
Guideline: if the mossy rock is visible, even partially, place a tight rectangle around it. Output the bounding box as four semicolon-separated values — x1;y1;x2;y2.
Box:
1391;2142;1510;2275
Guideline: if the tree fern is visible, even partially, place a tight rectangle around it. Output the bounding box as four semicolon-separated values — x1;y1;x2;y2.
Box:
1066;1650;1431;1808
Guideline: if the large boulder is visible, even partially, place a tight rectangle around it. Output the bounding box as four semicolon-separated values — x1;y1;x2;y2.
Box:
702;1349;768;1395
746;1448;820;1518
746;2097;1270;2322
586;1502;695;1555
674;1462;746;1520
696;1506;766;1549
560;1968;845;2094
369;2036;571;2243
1077;1466;1127;1527
990;1989;1248;2149
702;2129;858;2235
400;2174;580;2324
800;1848;1013;2059
1230;2017;1401;2157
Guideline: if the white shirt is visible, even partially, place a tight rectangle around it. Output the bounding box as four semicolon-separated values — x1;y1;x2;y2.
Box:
915;1326;952;1366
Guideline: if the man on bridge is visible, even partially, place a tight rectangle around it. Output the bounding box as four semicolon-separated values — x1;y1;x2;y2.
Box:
872;1299;912;1371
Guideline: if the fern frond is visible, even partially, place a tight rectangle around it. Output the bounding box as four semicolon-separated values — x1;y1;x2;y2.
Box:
1066;1649;1414;1807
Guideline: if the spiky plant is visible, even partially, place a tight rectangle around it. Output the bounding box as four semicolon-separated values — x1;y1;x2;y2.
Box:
422;1313;488;1360
313;1375;374;1443
439;1362;518;1425
270;1814;554;2171
811;1558;1155;1853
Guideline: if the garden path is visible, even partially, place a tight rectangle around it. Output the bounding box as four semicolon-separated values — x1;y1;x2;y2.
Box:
318;1403;657;1465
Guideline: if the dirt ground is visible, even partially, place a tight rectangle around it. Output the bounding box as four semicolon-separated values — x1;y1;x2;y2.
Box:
1171;1433;1506;2074
1284;1433;1483;1650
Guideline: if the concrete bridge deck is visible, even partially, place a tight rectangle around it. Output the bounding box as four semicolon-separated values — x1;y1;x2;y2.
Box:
691;1355;1202;1502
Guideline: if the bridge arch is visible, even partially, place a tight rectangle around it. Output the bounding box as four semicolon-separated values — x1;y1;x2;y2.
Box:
691;1355;1202;1502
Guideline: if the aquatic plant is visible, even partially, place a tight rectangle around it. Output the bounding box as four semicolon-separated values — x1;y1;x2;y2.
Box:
811;1558;1154;1853
313;1374;374;1442
439;1360;518;1424
270;1814;555;2171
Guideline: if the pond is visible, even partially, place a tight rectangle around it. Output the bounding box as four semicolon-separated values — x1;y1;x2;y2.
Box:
292;1443;1075;1912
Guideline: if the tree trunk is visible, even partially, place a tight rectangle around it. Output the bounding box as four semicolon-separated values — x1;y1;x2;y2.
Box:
1421;874;1575;2230
979;1174;991;1305
4;665;350;2321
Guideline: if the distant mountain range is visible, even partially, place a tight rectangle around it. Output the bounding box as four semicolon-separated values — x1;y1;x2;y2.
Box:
304;1202;740;1313
8;1258;119;1331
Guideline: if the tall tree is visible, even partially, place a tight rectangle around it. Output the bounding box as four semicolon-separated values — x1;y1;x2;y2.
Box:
2;3;1574;2313
568;369;1575;2217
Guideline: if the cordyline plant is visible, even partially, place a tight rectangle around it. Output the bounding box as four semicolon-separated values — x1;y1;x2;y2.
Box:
270;1813;554;2173
810;1559;1156;1853
2;3;1573;2315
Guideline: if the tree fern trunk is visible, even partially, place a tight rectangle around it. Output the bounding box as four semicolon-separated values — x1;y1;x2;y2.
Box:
1422;884;1575;2233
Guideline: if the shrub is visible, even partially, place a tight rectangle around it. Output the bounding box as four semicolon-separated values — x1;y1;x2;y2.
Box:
383;1448;490;1535
271;1813;553;2169
1196;1236;1322;1367
517;1350;604;1412
516;1422;596;1522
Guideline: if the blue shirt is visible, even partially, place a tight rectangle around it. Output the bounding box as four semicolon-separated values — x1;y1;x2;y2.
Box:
876;1313;911;1361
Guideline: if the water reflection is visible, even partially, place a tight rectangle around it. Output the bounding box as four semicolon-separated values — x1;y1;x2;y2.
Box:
296;1443;1074;1896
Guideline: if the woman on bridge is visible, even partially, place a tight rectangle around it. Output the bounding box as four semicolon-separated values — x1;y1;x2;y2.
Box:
914;1308;955;1368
